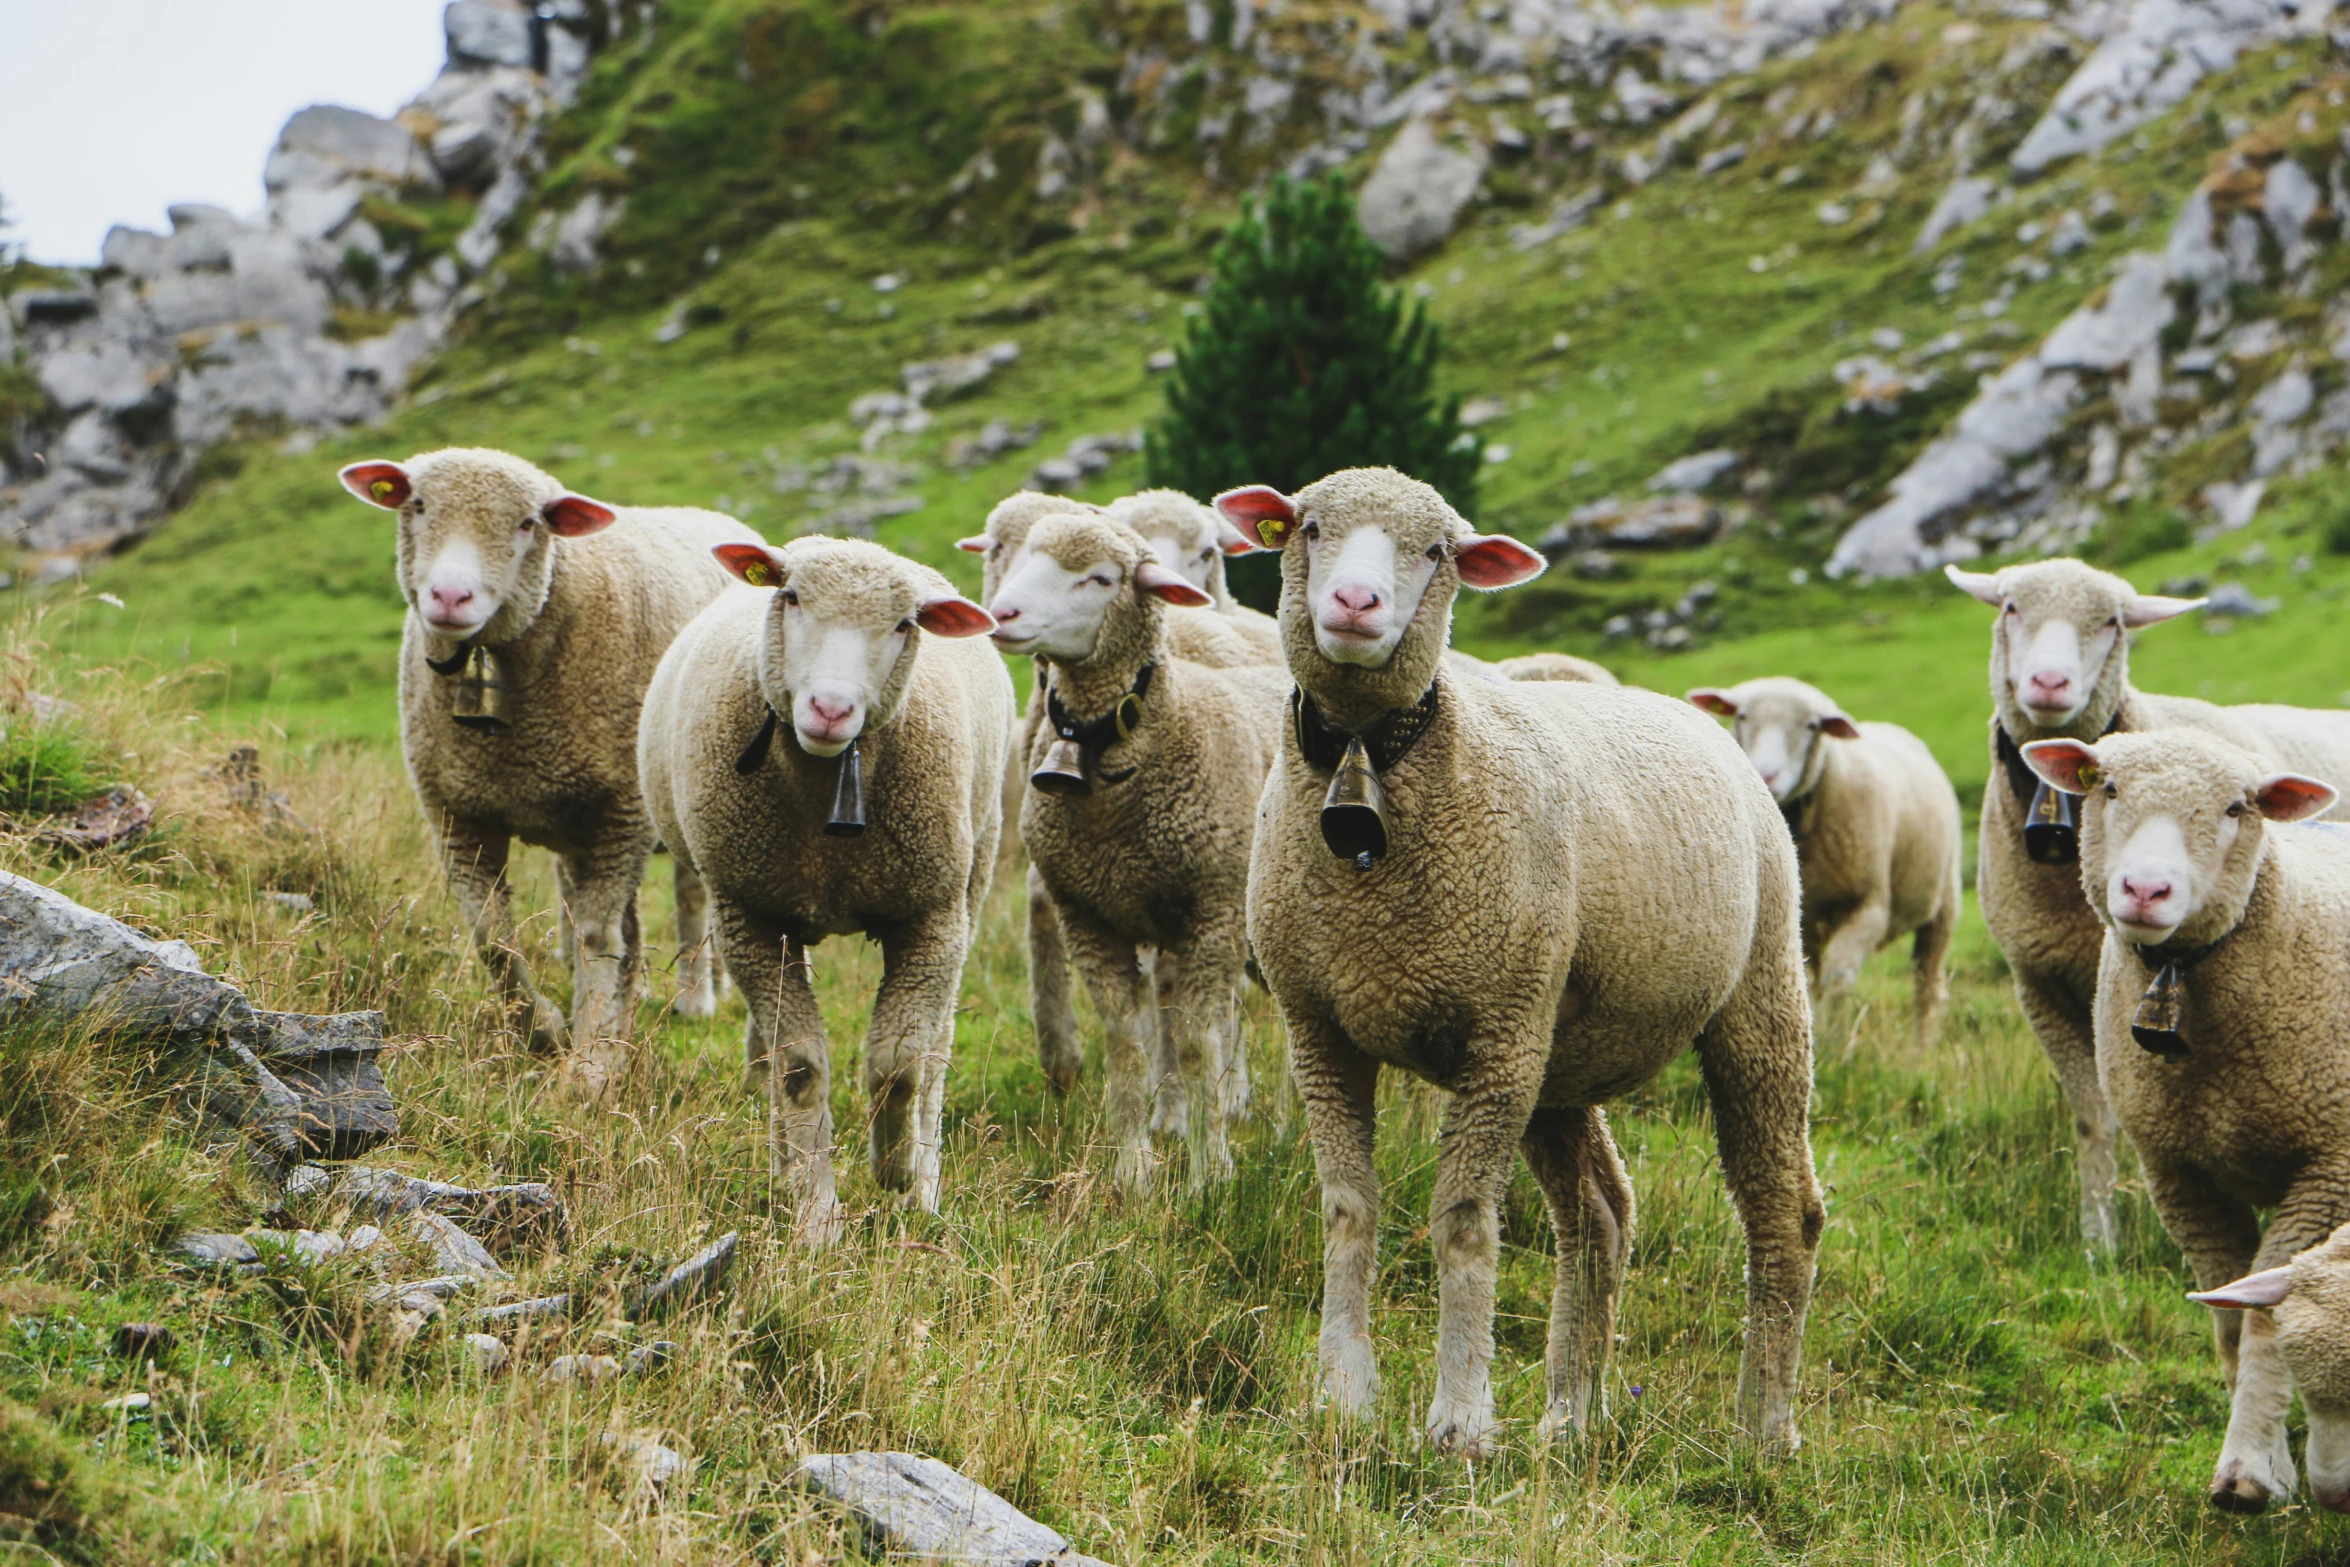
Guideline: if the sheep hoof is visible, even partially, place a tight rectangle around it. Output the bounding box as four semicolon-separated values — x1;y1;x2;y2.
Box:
526;1007;569;1057
1424;1393;1499;1458
559;1055;612;1101
791;1201;849;1251
1112;1146;1155;1193
1536;1401;1587;1446
1317;1342;1379;1418
2210;1452;2291;1514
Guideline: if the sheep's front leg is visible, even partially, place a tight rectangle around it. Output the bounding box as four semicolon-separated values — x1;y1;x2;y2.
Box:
1910;891;1957;1049
1288;1007;1381;1418
1524;1105;1635;1444
1027;864;1081;1095
867;911;970;1211
1156;936;1241;1189
558;835;652;1095
1056;908;1155;1190
2149;1161;2294;1512
1425;1027;1547;1458
672;855;721;1019
721;906;842;1247
1816;896;1890;1000
2013;970;2118;1251
1697;951;1825;1454
438;819;565;1053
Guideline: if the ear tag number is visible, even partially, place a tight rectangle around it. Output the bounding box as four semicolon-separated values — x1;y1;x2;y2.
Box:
370;479;398;503
1257;515;1290;546
745;562;771;586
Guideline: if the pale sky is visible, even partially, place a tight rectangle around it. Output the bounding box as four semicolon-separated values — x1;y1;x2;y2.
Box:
0;1;453;265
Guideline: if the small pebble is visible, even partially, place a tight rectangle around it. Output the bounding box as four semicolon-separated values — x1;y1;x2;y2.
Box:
99;1392;152;1412
542;1354;622;1387
462;1333;510;1376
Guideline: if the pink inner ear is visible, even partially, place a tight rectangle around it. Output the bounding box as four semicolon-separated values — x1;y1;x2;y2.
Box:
956;535;990;554
1134;561;1213;607
2019;739;2097;795
339;461;410;509
2189;1265;2295;1310
1687;689;1741;718
915;596;996;638
543;494;618;536
712;542;784;584
1211;485;1298;548
2257;773;2339;824
1217;533;1263;556
1455;533;1547;589
1818;715;1862;740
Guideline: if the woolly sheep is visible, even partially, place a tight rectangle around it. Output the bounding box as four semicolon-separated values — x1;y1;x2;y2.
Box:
637;536;1013;1246
1103;487;1283;660
2021;729;2345;1513
1494;651;1620;685
1217;468;1823;1457
337;448;757;1092
986;511;1290;1187
1688;678;1961;1045
2195;1222;2350;1515
1948;558;2350;1250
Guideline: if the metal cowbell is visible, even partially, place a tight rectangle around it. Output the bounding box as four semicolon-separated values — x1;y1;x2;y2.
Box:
451;646;511;734
1320;737;1390;870
2023;778;2078;864
825;741;868;837
2131;961;2189;1059
1032;736;1090;796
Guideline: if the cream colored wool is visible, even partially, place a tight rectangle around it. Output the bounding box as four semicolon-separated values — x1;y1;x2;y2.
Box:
1006;513;1290;1188
1105;487;1284;659
1234;467;1822;1458
2024;730;2350;1513
350;446;756;1089
2196;1223;2350;1515
1692;677;1961;1044
1493;651;1620;685
1952;557;2350;1251
638;537;1014;1247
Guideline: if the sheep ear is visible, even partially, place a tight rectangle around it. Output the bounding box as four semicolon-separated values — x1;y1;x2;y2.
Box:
1944;564;2004;607
1687;688;1741;718
2190;1266;2296;1310
2255;772;2339;824
915;595;996;637
1212;485;1299;548
1456;533;1547;590
340;461;411;510
2020;739;2099;796
543;493;617;537
1817;714;1862;740
1215;519;1266;556
1134;560;1213;607
2124;592;2206;628
955;534;991;554
713;542;788;588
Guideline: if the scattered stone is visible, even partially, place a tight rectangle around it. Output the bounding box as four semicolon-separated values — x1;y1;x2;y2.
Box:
268;892;316;915
2050;209;2091;257
176;1233;261;1268
1695;143;1748;175
2011;0;2296;176
1508;186;1606;251
33;786;154;852
111;1323;175;1360
1459;396;1512;427
99;1392;153;1413
627;1341;679;1376
404;1211;510;1282
2161;575;2212;597
798;1452;1115;1567
314;1167;568;1253
2204;479;2265;533
901;342;1018;402
1483;444;1513;465
1552;495;1720;550
1144;349;1176;374
1571;549;1620;578
1357;119;1487;262
612;1435;690;1491
624;1232;739;1320
542;1353;623;1387
1916;176;1999;253
364;1275;479;1306
461;1332;510;1376
947;419;1044;470
1028;432;1142;493
2205;583;2279;619
472;1293;575;1325
1816;200;1852;226
1647;449;1738;493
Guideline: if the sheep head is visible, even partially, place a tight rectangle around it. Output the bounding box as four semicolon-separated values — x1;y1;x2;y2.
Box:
1105;488;1260;606
985;513;1209;669
2021;729;2334;949
954;491;1103;605
1945;558;2202;739
339;448;615;647
2192;1223;2350;1514
1215;468;1543;727
1687;677;1861;804
714;537;993;758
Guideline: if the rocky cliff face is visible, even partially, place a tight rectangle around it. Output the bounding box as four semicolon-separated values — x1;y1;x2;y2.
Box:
0;1;635;576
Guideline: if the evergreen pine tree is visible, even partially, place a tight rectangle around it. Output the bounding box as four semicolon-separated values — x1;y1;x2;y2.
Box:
1145;174;1479;609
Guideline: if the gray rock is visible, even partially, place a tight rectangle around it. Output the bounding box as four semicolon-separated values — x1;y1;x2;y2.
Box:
314;1167;567;1252
2011;0;2292;176
902;342;1018;402
264;107;434;238
1563;494;1720;549
2038;252;2172;372
446;0;537;70
546;191;624;273
405;1211;510;1282
627;1341;679;1375
176;1232;261;1267
55;413;133;483
2205;583;2279;618
542;1353;622;1386
1915;176;1999;253
798;1452;1113;1567
1647;449;1739;493
471;1293;575;1324
12;291;99;327
462;1332;510;1375
624;1231;738;1319
614;1436;689;1490
1357;119;1487;262
412;65;543;186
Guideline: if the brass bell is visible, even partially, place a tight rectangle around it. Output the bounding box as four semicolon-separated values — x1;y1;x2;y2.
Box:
2023;778;2078;865
1032;736;1090;796
824;740;867;837
451;646;510;735
1320;738;1390;870
2131;961;2189;1059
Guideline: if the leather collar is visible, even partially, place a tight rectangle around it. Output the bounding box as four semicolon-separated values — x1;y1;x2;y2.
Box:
1995;709;2124;811
1043;662;1154;787
1293;680;1440;774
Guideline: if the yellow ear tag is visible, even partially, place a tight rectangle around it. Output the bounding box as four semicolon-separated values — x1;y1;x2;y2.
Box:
1258;515;1290;547
2076;763;2101;789
370;479;397;503
744;561;771;587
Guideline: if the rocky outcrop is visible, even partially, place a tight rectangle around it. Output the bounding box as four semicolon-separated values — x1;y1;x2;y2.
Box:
0;1;627;569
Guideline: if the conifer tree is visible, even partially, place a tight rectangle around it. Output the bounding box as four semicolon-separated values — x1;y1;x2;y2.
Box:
1145;174;1478;608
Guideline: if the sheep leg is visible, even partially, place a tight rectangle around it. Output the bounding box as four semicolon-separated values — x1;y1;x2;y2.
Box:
1146;951;1186;1139
1056;908;1156;1190
437;820;565;1054
1525;1105;1634;1445
1028;864;1082;1095
866;912;969;1211
1288;1009;1382;1418
554;859;577;967
556;841;648;1095
721;906;842;1246
2147;1161;2291;1512
1157;940;1238;1190
1697;957;1825;1455
672;856;720;1019
1816;897;1889;1000
1910;890;1957;1050
2013;972;2118;1252
1424;1043;1546;1458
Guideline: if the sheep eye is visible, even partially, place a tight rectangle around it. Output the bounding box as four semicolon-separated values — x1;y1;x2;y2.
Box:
1302;521;1320;542
896;618;914;634
2227;800;2246;817
2002;603;2018;616
1425;543;1443;561
782;590;799;607
2103;783;2117;799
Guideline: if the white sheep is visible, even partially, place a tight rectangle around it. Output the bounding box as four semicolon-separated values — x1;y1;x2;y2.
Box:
638;536;1013;1246
1949;557;2350;1249
2194;1222;2350;1515
1689;678;1962;1044
1103;487;1282;659
337;448;757;1092
2021;728;2345;1513
1220;468;1823;1458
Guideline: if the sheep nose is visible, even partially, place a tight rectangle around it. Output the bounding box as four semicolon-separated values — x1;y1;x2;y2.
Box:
2121;875;2172;908
429;585;474;616
807;696;854;726
990;604;1021;625
1331;584;1382;616
2027;671;2072;699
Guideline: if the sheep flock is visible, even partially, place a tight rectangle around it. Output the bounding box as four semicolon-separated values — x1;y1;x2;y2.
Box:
336;447;2350;1514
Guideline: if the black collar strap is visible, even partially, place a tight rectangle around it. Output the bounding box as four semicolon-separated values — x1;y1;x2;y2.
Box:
2126;934;2226;1061
424;640;473;676
732;706;867;836
1293;680;1440;774
1995;709;2123;865
1995;709;2124;809
735;707;780;776
1043;662;1155;787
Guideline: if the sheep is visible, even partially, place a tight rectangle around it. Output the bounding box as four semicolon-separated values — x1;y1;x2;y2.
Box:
985;510;1291;1188
1217;468;1823;1458
1103;487;1283;660
1948;558;2350;1251
2194;1222;2350;1515
336;448;757;1093
637;535;1012;1246
1494;651;1619;685
2019;728;2347;1513
1687;678;1962;1045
